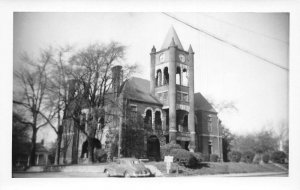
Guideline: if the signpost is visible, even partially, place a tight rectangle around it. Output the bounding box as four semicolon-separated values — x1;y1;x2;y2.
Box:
164;156;173;174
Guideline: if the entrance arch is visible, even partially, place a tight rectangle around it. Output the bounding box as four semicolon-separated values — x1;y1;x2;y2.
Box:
147;135;160;161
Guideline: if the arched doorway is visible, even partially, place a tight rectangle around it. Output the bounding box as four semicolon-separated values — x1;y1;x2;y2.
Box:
147;135;160;161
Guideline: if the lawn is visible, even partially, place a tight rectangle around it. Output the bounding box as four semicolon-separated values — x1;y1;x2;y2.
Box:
148;161;287;177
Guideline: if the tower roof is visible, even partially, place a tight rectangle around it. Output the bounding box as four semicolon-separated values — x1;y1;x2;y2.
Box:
161;26;184;50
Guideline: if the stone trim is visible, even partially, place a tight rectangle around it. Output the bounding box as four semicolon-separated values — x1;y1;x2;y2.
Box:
199;134;223;138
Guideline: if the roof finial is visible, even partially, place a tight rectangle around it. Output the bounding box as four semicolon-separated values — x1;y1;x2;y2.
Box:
151;45;156;53
188;44;194;53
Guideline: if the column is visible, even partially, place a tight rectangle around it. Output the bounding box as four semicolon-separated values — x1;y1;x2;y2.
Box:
180;65;183;86
162;110;167;132
168;38;177;144
150;46;156;95
44;154;48;165
152;110;155;131
188;45;196;152
27;155;30;166
161;68;164;86
36;154;39;165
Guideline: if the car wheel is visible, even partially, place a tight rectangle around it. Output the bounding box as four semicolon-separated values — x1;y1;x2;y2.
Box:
104;169;110;177
124;171;130;178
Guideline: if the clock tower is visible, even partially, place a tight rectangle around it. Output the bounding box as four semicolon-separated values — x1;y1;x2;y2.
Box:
150;27;196;151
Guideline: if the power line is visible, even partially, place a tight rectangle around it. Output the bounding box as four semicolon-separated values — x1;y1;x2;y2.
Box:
199;13;289;45
162;12;288;71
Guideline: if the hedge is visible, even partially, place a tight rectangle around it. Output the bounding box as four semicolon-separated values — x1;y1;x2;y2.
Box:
169;148;198;168
191;152;203;163
262;153;270;163
210;154;219;162
160;143;182;160
241;151;255;163
271;151;286;164
228;151;242;162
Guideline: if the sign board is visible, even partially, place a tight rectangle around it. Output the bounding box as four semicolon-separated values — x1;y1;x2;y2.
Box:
164;156;173;174
164;156;173;163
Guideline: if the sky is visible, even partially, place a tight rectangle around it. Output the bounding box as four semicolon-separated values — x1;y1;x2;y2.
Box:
13;12;289;142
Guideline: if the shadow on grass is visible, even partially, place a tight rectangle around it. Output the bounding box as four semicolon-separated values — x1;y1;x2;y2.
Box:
190;162;210;169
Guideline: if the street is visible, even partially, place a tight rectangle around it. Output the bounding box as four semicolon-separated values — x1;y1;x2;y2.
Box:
12;171;288;178
12;172;107;178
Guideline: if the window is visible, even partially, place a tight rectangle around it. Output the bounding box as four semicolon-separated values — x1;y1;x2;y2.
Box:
182;93;188;102
182;68;188;86
176;67;181;85
163;67;169;85
207;115;213;133
130;104;137;112
130;104;137;121
157;93;163;101
156;69;162;87
163;92;168;101
176;93;181;101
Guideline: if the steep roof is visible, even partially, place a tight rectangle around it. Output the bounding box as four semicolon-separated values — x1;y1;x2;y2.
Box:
122;77;162;105
161;26;184;50
15;142;49;155
194;92;217;113
121;77;217;113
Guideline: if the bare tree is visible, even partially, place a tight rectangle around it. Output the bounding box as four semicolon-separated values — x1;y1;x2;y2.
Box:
38;46;74;165
67;42;136;163
13;49;56;166
207;98;238;114
207;98;238;161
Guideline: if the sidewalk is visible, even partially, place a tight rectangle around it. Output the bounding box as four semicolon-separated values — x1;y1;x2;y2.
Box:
204;171;288;177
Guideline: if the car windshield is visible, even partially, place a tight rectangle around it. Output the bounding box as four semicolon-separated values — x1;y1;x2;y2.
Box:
132;160;140;164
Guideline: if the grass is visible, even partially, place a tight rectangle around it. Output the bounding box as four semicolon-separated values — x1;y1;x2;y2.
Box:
148;161;287;177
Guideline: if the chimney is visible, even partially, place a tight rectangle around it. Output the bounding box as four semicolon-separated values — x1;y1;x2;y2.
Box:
111;65;123;97
67;79;77;101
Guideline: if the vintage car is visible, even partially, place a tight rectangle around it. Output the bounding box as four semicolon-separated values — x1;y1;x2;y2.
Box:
103;158;152;177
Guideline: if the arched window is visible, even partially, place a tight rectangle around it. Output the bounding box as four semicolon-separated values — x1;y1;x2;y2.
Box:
154;111;162;130
144;109;152;125
156;69;162;87
163;67;169;85
183;115;188;132
176;67;181;85
182;68;188;86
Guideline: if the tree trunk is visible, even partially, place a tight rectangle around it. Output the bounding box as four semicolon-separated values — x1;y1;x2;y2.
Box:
30;128;37;166
87;107;98;163
87;136;93;163
55;125;63;165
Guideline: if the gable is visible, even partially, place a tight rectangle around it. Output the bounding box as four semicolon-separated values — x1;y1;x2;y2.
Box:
194;92;217;113
122;77;162;105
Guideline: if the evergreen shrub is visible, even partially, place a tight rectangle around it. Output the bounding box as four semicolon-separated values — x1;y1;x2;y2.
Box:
191;152;203;163
262;153;270;163
160;143;182;160
241;151;255;163
271;151;286;164
169;148;198;168
228;151;242;162
210;154;219;162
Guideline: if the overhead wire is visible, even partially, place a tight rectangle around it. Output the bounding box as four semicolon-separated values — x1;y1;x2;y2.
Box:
162;12;289;71
199;13;289;45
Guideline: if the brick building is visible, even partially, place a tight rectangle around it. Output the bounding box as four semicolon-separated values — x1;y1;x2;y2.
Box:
60;27;223;164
